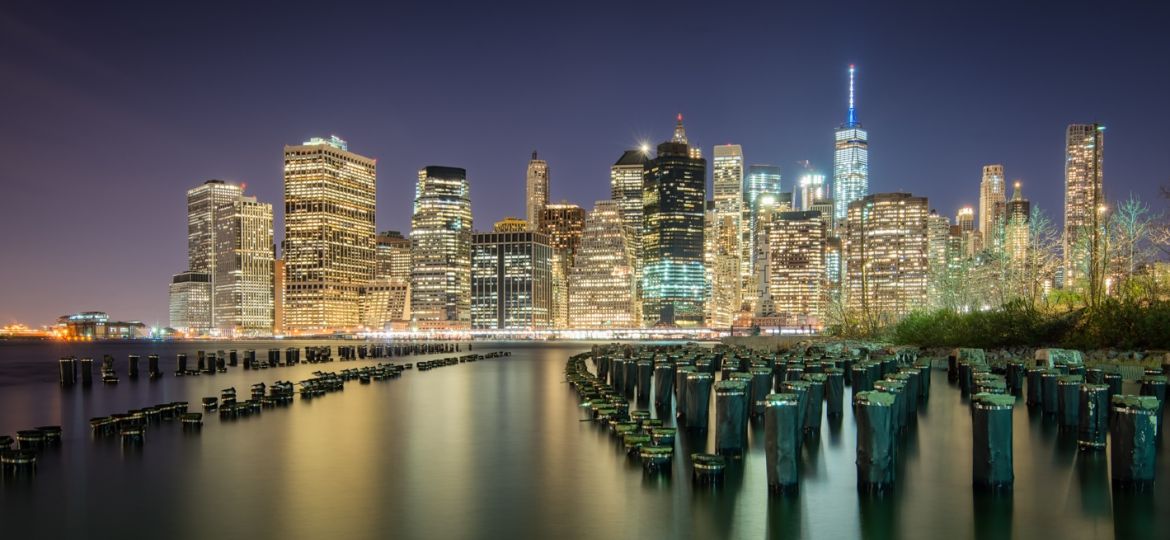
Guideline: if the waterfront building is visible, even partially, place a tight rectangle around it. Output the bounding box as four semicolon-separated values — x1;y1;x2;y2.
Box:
376;231;412;282
540;203;585;328
833;65;869;222
710;144;744;328
844;193;929;325
59;312;148;340
1063;123;1105;286
186;179;243;326
746;192;793;315
568;201;638;328
213;196;274;336
979;164;1007;252
526;151;549;228
273;259;284;334
169;271;212;334
360;279;410;330
471;231;553;330
410;166;472;329
611;149;649;315
769;211;827;328
642;116;707;327
283;136;377;332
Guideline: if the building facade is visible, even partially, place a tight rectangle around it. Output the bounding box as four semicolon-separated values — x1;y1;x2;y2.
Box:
710;144;744;328
769;211;827;328
979;164;1007;252
169;271;212;334
526;151;549;228
1063;123;1105;286
410;166;472;329
213;196;274;335
282;136;377;332
642;116;707;327
471;231;553;330
611;149;649;318
844;193;929;325
186;179;243;327
1005;181;1031;264
375;231;412;282
540;203;585;329
569;200;638;328
361;280;410;330
833;65;869;222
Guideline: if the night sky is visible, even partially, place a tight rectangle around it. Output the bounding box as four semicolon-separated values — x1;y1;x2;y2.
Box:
2;0;1168;326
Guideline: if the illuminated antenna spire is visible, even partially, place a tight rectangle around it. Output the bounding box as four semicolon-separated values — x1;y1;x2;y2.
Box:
672;113;688;144
846;64;858;126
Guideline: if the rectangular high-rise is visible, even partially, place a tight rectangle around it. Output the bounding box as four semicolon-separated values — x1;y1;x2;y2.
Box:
710;145;744;328
376;231;412;282
213;196;274;335
169;271;211;334
611;149;650;322
769;211;827;327
471;231;553;330
411;166;472;329
642;116;706;327
979;164;1006;252
1063;123;1105;286
526;151;549;228
283;136;377;332
844;193;929;325
186;179;243;326
569;200;638;328
540;203;585;329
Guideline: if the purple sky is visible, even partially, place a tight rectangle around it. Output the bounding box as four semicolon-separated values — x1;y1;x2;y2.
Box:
2;0;1168;326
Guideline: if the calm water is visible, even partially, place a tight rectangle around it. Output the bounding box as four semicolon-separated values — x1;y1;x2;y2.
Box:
0;340;1166;539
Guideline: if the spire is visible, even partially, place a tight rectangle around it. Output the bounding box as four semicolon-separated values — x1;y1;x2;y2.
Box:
672;113;688;144
846;64;858;126
531;150;538;161
1012;181;1023;201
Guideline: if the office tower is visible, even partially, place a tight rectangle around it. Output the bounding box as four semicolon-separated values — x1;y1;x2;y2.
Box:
1005;182;1031;264
979;164;1007;251
410;166;472;329
471;231;553;330
213;196;274;335
825;236;842;289
770;211;827;327
833;65;869;222
643;116;707;327
526;151;550;228
710;145;744;328
1063;123;1105;285
361;280;410;330
283;136;377;332
569;200;638;328
798;170;826;212
956;206;980;257
927;210;951;273
742;164;782;301
540;203;585;328
494;217;529;233
376;231;412;282
611;149;650;314
186;179;243;325
844;193;929;324
169;271;212;334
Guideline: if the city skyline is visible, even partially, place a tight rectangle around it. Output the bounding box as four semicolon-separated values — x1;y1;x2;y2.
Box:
2;1;1168;326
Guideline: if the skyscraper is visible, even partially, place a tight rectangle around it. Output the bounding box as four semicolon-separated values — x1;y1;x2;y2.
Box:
769;211;827;328
611;149;650;316
1063;123;1105;286
540;203;585;329
1005;181;1031;264
213;196;274;336
186;179;243;326
747;192;794;316
956;206;979;256
569;201;638;328
283;136;377;332
979;164;1006;251
410;166;472;329
833;65;869;222
743;164;782;306
471;230;553;330
710;144;744;328
643;116;707;327
526;151;549;229
375;231;412;283
844;193;929;325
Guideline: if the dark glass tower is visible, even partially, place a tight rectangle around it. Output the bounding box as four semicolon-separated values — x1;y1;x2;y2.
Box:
642;115;707;327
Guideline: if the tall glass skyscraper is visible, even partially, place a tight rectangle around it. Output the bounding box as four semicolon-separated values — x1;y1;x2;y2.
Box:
642;116;706;327
742;164;781;306
612;149;650;320
410;166;472;329
710;145;744;327
833;65;869;222
1063;123;1105;286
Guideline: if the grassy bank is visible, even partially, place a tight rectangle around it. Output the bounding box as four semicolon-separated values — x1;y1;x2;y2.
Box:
887;299;1170;350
